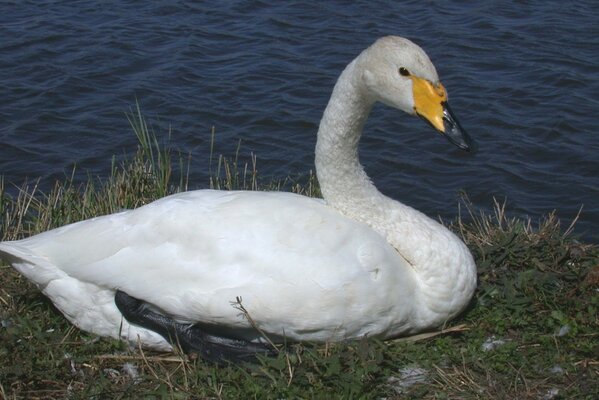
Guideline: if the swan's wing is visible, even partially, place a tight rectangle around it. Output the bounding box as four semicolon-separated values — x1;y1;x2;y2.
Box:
1;190;410;338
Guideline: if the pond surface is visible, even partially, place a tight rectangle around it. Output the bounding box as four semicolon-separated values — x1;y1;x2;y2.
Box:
1;1;597;240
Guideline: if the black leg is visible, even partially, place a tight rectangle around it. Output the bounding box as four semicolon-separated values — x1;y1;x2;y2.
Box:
114;290;278;364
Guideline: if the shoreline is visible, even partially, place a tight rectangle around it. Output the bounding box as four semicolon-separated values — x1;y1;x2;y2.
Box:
1;110;597;398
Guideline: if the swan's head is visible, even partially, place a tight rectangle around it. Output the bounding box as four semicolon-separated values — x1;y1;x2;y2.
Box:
358;36;474;151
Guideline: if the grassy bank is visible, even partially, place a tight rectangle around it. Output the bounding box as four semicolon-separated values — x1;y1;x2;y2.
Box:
1;109;597;399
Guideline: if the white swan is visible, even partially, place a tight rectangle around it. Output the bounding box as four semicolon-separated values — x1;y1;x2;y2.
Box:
0;36;476;358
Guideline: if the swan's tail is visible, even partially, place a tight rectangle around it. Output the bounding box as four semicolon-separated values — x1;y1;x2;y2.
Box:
0;241;173;351
0;241;63;289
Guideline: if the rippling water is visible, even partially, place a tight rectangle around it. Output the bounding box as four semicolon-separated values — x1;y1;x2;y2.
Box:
1;1;597;240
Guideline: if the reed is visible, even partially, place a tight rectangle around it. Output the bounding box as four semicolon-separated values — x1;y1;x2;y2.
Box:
0;110;596;399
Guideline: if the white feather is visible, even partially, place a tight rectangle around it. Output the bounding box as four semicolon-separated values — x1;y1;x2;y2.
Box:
0;36;477;350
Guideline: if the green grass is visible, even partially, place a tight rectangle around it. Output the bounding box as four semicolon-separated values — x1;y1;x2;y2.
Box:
0;109;597;399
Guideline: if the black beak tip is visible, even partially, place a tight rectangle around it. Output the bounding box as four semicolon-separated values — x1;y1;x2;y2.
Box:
448;130;477;153
465;137;478;153
442;102;477;154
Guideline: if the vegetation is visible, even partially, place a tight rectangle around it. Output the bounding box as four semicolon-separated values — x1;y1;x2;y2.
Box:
0;108;597;399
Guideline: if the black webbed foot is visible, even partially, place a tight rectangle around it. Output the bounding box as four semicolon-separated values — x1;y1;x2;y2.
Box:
114;290;278;364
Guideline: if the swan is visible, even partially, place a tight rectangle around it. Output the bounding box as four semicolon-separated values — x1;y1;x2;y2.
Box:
0;36;476;362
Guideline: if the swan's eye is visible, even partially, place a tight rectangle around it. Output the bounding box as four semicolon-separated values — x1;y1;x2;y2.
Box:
399;67;411;77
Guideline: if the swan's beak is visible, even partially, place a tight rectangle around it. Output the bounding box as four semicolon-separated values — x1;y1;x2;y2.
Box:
411;77;474;152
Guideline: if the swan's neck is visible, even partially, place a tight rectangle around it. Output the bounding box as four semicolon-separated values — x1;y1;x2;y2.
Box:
316;59;411;240
315;60;430;256
315;60;381;218
315;60;476;325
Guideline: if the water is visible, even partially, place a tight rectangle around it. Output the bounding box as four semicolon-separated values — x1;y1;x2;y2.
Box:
1;1;597;241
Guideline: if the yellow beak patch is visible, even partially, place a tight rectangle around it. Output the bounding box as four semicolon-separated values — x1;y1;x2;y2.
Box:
411;76;447;132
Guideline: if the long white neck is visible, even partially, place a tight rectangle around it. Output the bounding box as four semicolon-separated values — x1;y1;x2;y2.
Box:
315;59;476;324
315;60;422;251
315;60;381;218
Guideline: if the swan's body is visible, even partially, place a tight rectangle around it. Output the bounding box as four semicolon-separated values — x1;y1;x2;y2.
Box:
0;37;476;353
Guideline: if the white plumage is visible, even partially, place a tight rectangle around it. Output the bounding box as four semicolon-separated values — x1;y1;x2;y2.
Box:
0;36;477;352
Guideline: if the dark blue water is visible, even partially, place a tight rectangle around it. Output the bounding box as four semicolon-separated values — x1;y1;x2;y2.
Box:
1;1;598;241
